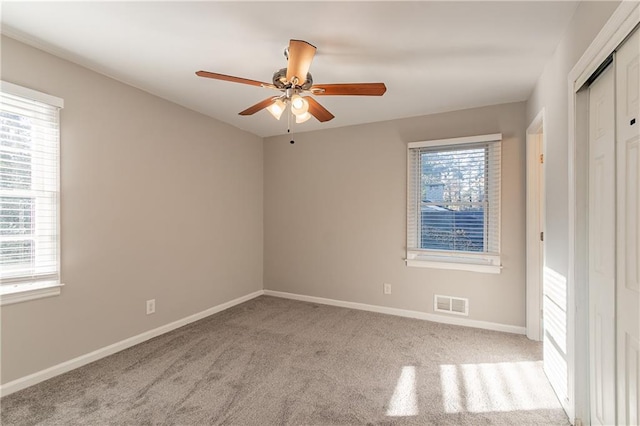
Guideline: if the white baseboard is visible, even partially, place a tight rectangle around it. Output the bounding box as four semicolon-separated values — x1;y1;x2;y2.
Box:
263;289;526;335
2;288;525;397
0;290;264;397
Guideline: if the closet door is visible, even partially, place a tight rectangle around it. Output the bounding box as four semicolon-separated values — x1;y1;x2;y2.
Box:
616;27;640;426
588;62;616;426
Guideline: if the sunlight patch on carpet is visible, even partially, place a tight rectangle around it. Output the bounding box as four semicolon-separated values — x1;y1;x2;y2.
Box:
440;361;560;413
386;366;418;416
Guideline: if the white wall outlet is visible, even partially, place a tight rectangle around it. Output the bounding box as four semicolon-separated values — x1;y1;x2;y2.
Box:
146;299;156;315
383;283;392;295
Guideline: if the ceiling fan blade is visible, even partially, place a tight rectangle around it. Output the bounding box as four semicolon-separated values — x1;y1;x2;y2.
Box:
239;97;279;116
306;97;335;122
286;40;316;85
311;83;387;96
196;71;271;88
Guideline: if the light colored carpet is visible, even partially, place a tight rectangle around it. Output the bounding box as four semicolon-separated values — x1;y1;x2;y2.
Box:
1;296;569;425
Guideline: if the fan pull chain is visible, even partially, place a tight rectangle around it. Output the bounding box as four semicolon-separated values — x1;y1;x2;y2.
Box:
288;106;295;144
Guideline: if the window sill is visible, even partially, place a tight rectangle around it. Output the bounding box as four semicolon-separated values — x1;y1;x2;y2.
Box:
0;281;64;306
405;257;501;274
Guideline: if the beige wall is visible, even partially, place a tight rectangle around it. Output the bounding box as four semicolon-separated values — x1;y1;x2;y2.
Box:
264;102;527;327
0;36;264;384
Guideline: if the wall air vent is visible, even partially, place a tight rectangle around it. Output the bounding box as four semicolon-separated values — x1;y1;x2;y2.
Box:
434;294;469;316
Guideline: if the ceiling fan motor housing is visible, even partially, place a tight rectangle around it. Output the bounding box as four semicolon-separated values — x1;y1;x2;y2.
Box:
272;68;313;90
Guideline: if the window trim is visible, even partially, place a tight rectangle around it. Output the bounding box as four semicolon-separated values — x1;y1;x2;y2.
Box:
0;280;63;306
0;81;64;305
406;133;502;273
1;81;64;109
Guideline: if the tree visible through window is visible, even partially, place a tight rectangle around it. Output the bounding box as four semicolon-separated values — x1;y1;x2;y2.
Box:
419;146;488;252
1;110;35;267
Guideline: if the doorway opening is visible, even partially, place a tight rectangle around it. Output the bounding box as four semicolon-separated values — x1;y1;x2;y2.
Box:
526;110;545;342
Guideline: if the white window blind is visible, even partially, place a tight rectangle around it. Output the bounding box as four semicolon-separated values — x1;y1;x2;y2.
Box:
407;134;501;272
1;82;62;288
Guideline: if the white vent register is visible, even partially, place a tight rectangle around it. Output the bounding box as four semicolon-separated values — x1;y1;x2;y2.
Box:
434;295;469;316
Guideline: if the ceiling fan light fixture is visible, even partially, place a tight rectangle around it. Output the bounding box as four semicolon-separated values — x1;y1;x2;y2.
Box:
295;111;312;124
196;39;386;126
266;99;286;120
290;95;309;116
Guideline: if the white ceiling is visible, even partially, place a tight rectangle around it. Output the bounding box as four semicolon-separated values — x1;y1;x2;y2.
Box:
1;1;579;138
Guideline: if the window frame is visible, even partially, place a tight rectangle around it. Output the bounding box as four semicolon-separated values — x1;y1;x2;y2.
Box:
406;133;502;274
0;81;64;305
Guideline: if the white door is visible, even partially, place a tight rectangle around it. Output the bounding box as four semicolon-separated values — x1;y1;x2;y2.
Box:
526;125;544;342
615;27;640;426
588;62;616;426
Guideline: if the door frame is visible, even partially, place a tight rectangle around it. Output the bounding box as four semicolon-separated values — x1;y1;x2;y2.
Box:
568;2;640;423
526;109;545;342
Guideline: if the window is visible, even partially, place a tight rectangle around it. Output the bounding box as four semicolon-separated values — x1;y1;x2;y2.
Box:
407;133;501;273
0;81;64;304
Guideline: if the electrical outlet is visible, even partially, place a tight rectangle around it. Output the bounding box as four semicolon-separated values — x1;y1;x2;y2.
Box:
146;299;156;315
383;283;392;295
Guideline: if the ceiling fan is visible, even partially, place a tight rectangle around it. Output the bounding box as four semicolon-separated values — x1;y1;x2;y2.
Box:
196;39;387;124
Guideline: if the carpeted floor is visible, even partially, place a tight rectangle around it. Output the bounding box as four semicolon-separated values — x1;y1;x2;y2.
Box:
1;296;569;425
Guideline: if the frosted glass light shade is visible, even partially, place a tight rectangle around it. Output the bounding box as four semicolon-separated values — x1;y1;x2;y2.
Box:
290;95;309;116
295;111;312;123
267;99;286;120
